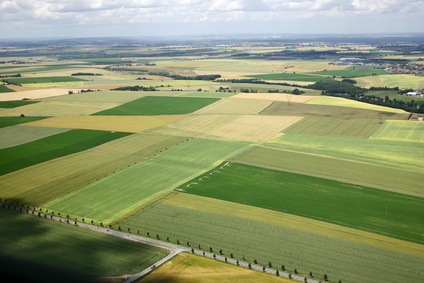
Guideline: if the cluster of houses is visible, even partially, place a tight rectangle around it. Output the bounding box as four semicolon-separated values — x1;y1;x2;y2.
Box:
406;91;424;97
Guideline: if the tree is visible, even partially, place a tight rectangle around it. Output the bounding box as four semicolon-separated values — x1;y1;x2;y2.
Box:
254;259;258;264
225;257;227;263
324;274;328;281
213;254;216;259
295;269;298;274
236;260;239;266
310;271;313;277
230;253;234;258
219;249;223;255
281;265;285;271
262;266;266;272
289;274;292;279
209;247;213;252
304;278;307;283
268;261;272;268
191;248;194;254
276;270;280;276
248;263;252;269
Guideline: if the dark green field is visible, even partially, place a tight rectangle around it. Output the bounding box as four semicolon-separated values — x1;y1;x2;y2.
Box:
0;85;15;93
93;96;220;115
5;76;86;84
260;101;410;119
313;69;389;77
182;162;424;244
247;73;333;82
0;117;47;128
0;100;39;108
0;208;167;281
0;129;130;176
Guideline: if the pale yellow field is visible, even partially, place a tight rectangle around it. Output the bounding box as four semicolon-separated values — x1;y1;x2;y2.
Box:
23;115;187;132
152;114;303;142
194;98;273;115
140;252;293;283
161;193;424;257
371;120;424;143
0;101;121;116
306;96;406;113
0;88;71;101
230;92;317;103
356;74;424;89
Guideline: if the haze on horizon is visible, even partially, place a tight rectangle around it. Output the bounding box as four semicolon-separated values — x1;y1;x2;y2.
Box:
0;0;423;39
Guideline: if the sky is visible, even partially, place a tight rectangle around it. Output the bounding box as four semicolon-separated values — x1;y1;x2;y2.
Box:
0;0;423;39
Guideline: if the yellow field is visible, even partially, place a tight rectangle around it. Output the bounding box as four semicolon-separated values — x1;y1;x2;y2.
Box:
0;88;71;101
194;98;273;115
306;96;406;113
23;115;187;132
140;252;293;283
152;114;303;142
230;93;317;103
371;120;424;143
160;193;424;257
0;101;121;116
356;74;424;89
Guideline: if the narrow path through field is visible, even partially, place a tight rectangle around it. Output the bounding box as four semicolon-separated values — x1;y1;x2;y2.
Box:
1;204;322;283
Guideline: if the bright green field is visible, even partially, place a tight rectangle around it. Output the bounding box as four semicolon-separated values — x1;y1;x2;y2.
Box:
5;76;86;84
0;209;168;280
246;73;333;82
92;96;220;115
313;69;389;77
181;162;424;244
0;100;39;108
0;117;47;128
0;126;71;150
233;146;423;198
265;133;424;174
371;120;424;142
120;201;424;283
0;129;130;176
43;138;250;224
0;85;15;93
283;117;381;138
260;102;409;120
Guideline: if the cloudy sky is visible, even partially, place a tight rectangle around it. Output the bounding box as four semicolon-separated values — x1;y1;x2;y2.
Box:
0;0;423;38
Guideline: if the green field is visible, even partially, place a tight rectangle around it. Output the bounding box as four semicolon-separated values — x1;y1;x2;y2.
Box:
92;96;220;115
371;120;424;142
313;69;389;77
367;90;424;104
0;126;71;150
121;199;424;283
259;101;409;120
0;117;47;128
0;85;15;93
0;208;167;280
246;73;333;82
0;129;130;176
283;117;381;138
181;162;424;244
4;76;86;84
0;100;39;108
43;138;250;224
0;133;186;206
265;133;424;174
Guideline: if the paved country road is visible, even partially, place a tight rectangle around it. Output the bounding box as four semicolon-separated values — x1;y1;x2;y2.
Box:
1;203;324;283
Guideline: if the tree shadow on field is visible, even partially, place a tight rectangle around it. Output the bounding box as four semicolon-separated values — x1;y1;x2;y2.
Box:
0;198;102;283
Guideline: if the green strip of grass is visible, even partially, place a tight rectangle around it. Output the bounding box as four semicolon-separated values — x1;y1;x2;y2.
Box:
0;85;15;93
0;129;130;176
0;100;39;108
181;162;424;244
0;117;47;128
313;69;389;77
92;96;220;115
4;76;86;84
0;208;168;280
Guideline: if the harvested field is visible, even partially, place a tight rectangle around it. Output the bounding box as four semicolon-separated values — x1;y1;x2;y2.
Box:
194;98;272;115
265;133;424;174
306;96;406;113
0;209;168;279
121;200;424;283
283;117;382;138
0;88;71;101
40;90;148;104
151;114;303;142
234;146;424;197
0;101;121;116
43;138;250;224
0;125;71;149
371;120;424;143
160;193;424;257
141;252;293;283
93;96;219;116
247;73;332;82
260;101;410;120
23;115;187;132
181;162;424;244
230;92;317;103
0;133;186;206
174;91;235;99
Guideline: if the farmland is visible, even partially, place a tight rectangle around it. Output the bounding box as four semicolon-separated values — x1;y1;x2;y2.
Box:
0;37;423;283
